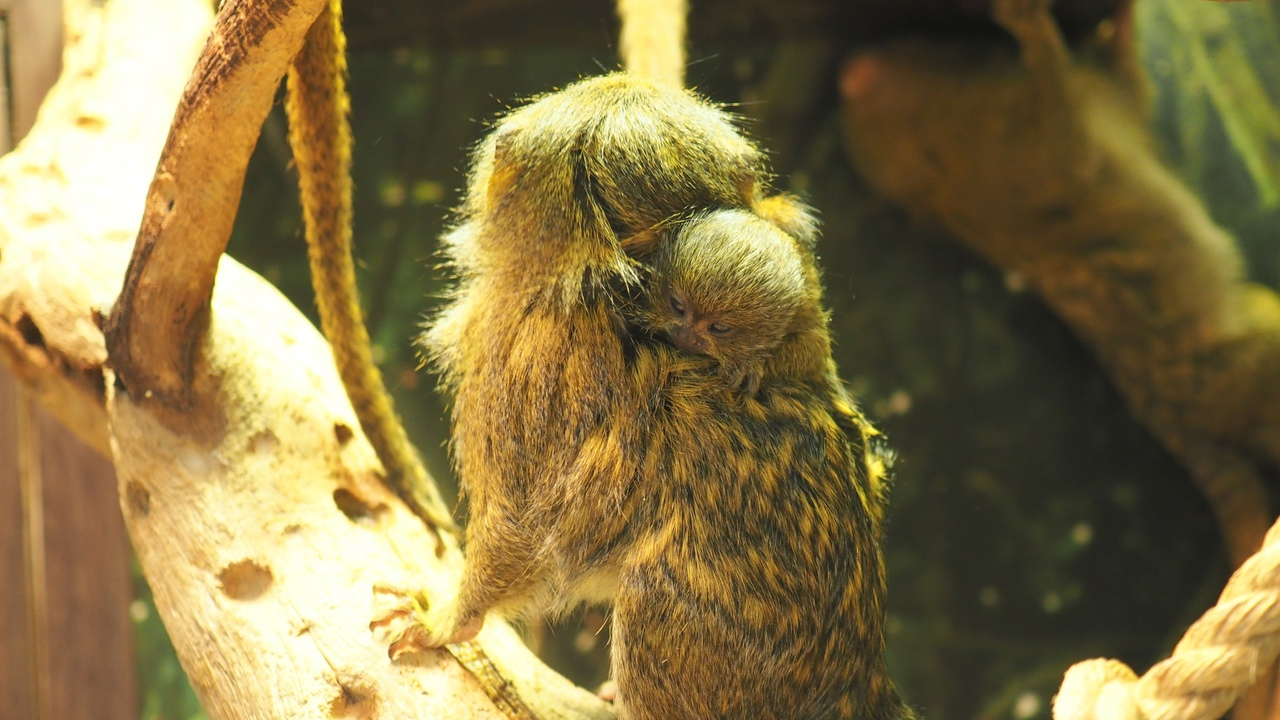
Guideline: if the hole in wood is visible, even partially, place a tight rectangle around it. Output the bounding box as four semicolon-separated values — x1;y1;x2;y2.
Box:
74;115;106;131
218;560;273;601
15;312;44;348
333;488;378;522
330;678;377;718
334;422;354;445
125;480;151;516
248;429;279;455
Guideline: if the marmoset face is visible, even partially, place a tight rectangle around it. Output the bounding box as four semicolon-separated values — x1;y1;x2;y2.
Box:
649;209;808;371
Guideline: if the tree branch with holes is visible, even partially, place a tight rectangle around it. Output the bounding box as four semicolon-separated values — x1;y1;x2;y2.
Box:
0;0;610;717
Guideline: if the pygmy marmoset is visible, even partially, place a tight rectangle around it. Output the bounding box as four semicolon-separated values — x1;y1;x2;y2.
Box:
385;73;910;720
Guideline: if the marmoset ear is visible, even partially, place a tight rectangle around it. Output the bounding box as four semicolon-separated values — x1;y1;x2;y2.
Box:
486;128;523;203
736;169;759;206
620;227;662;258
755;194;819;250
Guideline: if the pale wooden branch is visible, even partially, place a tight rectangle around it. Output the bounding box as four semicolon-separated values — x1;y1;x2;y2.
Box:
618;0;687;88
102;0;326;412
0;0;613;717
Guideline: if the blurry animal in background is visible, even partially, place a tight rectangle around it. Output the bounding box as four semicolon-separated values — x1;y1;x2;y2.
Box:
839;0;1280;568
378;73;910;720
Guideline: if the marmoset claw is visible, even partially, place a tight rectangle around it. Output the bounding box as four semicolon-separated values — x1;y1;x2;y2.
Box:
370;584;445;658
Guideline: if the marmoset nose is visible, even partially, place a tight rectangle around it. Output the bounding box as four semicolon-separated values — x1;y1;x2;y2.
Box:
669;326;708;355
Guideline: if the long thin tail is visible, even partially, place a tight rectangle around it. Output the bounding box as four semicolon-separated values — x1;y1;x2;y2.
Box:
285;0;457;537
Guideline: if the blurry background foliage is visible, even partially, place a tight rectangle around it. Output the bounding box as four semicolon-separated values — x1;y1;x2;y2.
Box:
132;1;1280;718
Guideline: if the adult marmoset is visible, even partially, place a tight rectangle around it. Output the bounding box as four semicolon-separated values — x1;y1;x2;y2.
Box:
840;0;1280;567
393;73;910;720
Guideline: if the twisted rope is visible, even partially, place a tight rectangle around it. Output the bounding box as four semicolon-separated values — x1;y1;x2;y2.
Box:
1055;519;1280;720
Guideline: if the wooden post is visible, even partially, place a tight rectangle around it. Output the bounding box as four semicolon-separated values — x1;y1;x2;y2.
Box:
0;372;34;720
0;0;139;717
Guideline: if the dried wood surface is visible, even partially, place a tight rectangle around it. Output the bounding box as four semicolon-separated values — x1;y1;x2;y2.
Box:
0;0;611;717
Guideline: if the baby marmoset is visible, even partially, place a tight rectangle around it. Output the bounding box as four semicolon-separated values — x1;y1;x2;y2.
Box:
631;204;895;535
626;203;821;392
400;73;910;719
